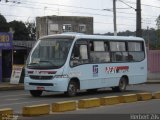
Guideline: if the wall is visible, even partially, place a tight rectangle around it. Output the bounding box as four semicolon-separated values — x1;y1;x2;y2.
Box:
0;50;2;81
36;16;93;39
147;50;160;80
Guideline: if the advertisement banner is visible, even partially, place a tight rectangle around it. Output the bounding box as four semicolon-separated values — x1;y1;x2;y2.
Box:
0;32;13;49
10;65;24;84
0;50;2;82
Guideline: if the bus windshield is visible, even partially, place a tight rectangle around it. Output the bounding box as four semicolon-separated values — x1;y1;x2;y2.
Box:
26;38;73;69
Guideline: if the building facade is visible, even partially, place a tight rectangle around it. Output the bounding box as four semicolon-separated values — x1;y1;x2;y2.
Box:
36;16;93;39
0;35;35;82
0;32;13;82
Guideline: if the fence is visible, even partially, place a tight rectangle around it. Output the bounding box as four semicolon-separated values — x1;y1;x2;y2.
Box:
147;50;160;73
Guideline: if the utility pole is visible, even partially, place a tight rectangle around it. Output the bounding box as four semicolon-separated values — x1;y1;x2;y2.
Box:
136;0;142;37
147;26;150;50
113;0;117;36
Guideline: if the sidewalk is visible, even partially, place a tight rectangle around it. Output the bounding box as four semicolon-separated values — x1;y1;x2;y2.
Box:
0;79;159;91
0;82;24;91
147;79;160;84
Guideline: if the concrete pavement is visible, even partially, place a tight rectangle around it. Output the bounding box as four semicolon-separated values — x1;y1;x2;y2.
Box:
0;82;24;91
0;79;159;91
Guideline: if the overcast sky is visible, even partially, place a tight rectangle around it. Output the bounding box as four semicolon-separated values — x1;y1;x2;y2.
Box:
0;0;160;34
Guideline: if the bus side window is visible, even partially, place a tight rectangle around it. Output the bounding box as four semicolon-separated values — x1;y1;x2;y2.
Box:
79;45;88;60
89;41;94;51
70;44;80;66
70;44;88;66
73;44;80;58
104;42;109;51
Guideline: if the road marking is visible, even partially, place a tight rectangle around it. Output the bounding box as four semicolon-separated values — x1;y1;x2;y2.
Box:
6;98;27;101
0;99;66;107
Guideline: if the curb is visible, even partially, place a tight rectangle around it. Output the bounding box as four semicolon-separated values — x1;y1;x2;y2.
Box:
119;94;138;103
137;93;152;101
146;80;160;84
78;98;101;109
22;104;50;116
153;91;160;99
0;108;13;119
100;96;119;105
0;91;160;118
52;101;77;112
0;84;24;91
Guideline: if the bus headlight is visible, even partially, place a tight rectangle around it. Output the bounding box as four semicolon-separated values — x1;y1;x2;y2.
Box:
25;68;29;77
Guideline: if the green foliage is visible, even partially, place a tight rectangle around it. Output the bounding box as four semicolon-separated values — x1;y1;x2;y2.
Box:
156;15;160;29
104;29;160;50
156;15;160;49
25;22;36;40
9;20;30;40
0;14;36;40
156;29;160;49
0;14;9;32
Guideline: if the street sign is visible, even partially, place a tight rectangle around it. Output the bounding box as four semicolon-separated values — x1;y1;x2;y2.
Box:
0;32;13;49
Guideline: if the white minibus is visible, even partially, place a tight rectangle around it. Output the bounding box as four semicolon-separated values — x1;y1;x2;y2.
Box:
24;33;147;97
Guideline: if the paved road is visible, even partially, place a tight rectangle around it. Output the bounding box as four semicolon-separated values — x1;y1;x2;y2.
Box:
0;84;160;114
20;99;160;120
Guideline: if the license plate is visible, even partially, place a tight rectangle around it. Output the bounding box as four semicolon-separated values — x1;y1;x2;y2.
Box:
37;86;45;90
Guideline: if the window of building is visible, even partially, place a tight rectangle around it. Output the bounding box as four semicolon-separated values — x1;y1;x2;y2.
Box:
79;24;86;32
63;24;72;32
49;24;59;32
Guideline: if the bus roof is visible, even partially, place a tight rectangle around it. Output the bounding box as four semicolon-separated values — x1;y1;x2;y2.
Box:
40;33;144;41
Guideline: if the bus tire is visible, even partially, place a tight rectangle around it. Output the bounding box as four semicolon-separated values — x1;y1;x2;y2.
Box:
65;81;78;97
112;77;128;92
30;90;43;97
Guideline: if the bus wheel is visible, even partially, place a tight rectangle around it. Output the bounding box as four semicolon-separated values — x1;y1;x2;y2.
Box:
66;81;78;97
30;90;43;97
112;77;127;92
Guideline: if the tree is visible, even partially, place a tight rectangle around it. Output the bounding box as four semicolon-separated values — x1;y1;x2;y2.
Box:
9;20;29;40
156;15;160;49
0;14;9;32
156;15;160;29
25;22;36;40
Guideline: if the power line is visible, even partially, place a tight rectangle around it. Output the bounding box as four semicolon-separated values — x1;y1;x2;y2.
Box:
1;0;159;19
123;0;160;9
20;1;160;19
1;1;158;20
3;13;156;26
18;0;104;11
0;0;159;26
0;3;138;20
118;0;136;10
2;13;137;26
0;3;42;9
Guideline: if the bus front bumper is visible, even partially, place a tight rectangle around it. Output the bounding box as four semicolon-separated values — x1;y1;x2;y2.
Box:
24;77;69;92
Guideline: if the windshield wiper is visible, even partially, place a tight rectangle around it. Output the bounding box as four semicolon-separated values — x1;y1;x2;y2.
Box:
27;60;59;69
27;63;38;66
